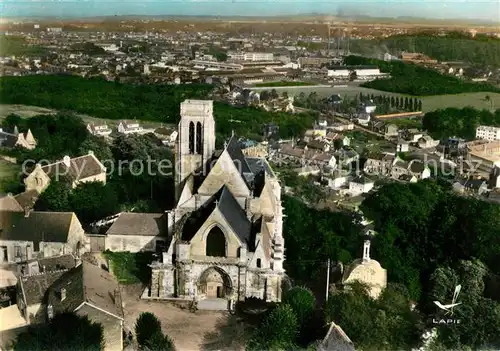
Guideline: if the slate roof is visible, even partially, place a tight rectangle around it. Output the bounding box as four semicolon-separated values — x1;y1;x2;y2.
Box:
47;260;123;319
0;211;75;251
181;185;252;245
41;154;105;182
106;213;167;237
226;136;252;175
351;175;374;185
0;194;24;212
37;254;78;272
21;270;67;306
14;190;40;211
217;186;252;244
318;322;356;351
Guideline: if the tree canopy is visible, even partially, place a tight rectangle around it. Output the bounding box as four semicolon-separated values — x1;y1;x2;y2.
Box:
0;76;315;140
135;312;175;351
14;312;104;351
350;33;500;68
344;56;500;96
422;107;500;140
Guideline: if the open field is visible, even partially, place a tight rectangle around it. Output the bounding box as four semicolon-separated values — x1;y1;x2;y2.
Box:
257;86;500;112
0;104;173;130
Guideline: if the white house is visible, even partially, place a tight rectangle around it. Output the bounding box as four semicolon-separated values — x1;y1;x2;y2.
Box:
476;125;500;141
117;120;143;134
87;123;112;137
348;175;375;196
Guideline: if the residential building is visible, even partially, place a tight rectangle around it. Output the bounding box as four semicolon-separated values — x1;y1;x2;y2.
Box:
397;141;409;152
390;158;431;181
0;211;88;264
17;260;124;350
348;175;375;196
276;144;337;169
117;120;144;135
452;178;489;195
342;240;387;299
105;213;169;252
364;153;395;176
24;151;107;193
384;124;399;137
476;125;500;141
147;100;286;308
87;123;112;137
418;135;440;149
0;127;37;150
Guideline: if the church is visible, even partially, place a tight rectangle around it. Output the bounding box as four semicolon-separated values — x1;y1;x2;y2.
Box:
146;100;286;305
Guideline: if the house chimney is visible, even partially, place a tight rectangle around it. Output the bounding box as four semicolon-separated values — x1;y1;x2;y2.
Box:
62;156;71;167
24;208;31;217
88;150;94;156
60;288;66;301
362;240;371;262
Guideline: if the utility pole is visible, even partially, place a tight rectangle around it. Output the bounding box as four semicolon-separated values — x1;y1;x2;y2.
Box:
325;258;331;302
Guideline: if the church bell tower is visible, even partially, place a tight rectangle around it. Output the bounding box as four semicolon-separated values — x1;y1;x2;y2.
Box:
175;100;215;203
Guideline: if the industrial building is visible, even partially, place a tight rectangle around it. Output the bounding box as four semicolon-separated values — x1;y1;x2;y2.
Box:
227;51;274;62
191;60;243;71
327;65;384;79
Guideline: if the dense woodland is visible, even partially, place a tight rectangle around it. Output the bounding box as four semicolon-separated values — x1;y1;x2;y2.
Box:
344;55;500;96
263;180;500;350
0;75;316;140
422;107;500;140
351;32;500;68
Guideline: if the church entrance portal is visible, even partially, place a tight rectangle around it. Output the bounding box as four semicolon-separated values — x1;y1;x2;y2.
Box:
198;267;232;299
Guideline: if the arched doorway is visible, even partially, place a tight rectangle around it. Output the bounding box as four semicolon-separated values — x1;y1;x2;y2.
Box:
198;267;232;298
206;226;226;257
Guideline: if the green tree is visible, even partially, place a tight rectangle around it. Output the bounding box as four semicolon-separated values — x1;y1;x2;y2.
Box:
34;180;71;212
78;135;113;164
69;181;119;224
143;331;176;351
283;286;315;326
135;312;162;348
14;312;104;351
247;304;299;351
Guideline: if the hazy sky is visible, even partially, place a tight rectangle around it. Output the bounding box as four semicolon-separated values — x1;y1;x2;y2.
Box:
2;0;500;22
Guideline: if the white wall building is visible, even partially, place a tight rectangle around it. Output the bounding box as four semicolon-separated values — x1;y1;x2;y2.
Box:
228;52;274;62
476;125;500;141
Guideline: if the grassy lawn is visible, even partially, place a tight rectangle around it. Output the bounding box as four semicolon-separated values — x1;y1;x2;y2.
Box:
104;251;154;285
0;159;22;194
254;81;317;87
388;118;423;129
269;86;500;113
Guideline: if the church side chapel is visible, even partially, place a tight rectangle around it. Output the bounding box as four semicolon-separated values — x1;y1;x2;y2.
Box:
146;100;286;305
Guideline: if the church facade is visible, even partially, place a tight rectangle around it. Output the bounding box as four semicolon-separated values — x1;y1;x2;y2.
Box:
147;100;286;304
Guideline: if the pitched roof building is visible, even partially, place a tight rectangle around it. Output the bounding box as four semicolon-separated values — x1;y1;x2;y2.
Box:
147;100;285;307
24;151;107;193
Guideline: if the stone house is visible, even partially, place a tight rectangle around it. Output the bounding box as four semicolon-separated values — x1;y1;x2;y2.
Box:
24;151;107;193
390;158;431;181
348;175;375;196
276;144;337;169
87;123;112;137
117;120;143;134
334;149;359;167
0;211;88;264
105;213;168;252
147;100;285;308
384;124;399;138
418;135;440;149
0;126;37;150
364;153;395;176
17;260;124;351
325;132;351;148
397;141;410;153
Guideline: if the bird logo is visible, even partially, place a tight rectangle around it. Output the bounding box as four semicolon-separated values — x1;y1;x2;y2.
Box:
433;285;462;316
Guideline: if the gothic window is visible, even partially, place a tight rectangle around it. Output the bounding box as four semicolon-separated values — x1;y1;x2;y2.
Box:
256;258;262;268
196;122;202;155
189;122;195;154
206;226;226;257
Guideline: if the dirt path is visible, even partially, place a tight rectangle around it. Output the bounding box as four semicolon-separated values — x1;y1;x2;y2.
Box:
120;285;246;351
